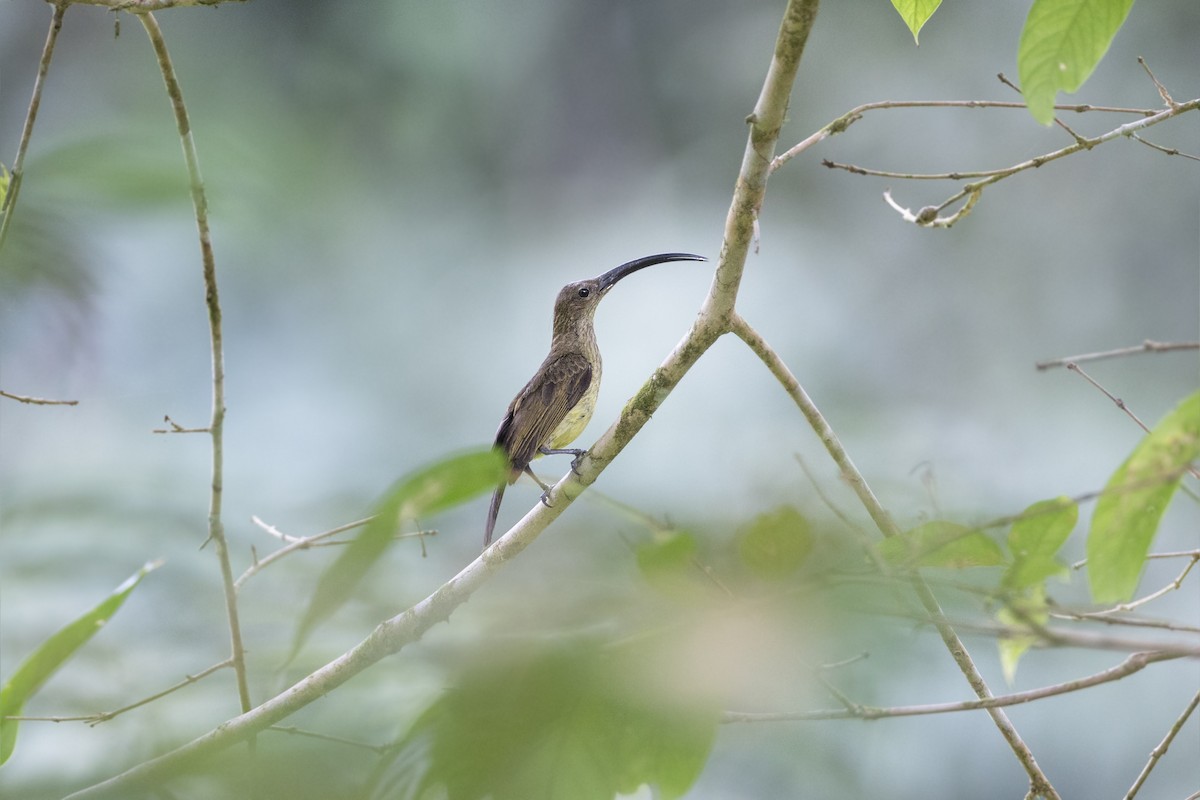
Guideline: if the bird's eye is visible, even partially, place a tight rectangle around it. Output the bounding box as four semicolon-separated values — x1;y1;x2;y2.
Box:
578;287;590;298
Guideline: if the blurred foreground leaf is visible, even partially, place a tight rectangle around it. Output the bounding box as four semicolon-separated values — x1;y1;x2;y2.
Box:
0;561;161;766
290;448;507;658
1003;496;1077;590
737;505;813;580
996;585;1049;685
636;530;699;594
1017;0;1136;123
878;521;1004;569
368;641;717;800
1087;390;1200;603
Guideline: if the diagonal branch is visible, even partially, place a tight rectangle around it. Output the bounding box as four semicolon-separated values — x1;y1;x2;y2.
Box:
1123;687;1200;800
729;312;1062;799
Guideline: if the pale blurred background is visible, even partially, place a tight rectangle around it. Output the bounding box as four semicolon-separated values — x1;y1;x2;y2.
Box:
1;1;1197;798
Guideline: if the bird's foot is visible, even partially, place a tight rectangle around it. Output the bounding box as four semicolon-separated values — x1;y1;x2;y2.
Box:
540;488;553;508
537;446;588;476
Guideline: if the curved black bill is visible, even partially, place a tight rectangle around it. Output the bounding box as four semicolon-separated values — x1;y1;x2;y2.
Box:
596;252;707;292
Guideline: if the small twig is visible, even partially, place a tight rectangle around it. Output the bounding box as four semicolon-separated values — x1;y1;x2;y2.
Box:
1049;611;1200;635
818;652;869;671
1129;133;1200;161
770;98;1153;174
151;414;209;434
793;453;870;538
54;0;248;10
1074;554;1200;617
723;651;1180;723
1073;549;1200;570
834;92;1198;227
253;514;375;545
883;186;980;228
236;516;435;589
4;660;232;726
869;606;1200;656
1036;340;1199;370
1137;57;1179;110
0;389;78;406
0;3;66;255
1065;362;1150;433
1123;687;1200;800
267;725;388;754
995;73;1091;144
1063;362;1200;481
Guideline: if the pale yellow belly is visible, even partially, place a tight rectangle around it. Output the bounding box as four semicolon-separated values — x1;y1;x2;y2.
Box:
546;370;600;450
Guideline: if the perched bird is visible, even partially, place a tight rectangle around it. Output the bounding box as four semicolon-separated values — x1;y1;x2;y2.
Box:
484;252;706;545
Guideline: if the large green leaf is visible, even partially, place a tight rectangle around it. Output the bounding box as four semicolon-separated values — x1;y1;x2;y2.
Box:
369;641;717;800
0;561;160;766
290;448;507;657
1087;391;1200;603
877;521;1005;569
1017;0;1137;124
1003;496;1077;590
889;0;943;44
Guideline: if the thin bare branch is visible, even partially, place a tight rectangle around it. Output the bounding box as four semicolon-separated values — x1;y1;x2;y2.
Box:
59;0;247;10
0;2;66;254
722;651;1182;723
1036;340;1199;370
770;97;1154;174
235;516;435;589
1137;57;1179;110
5;660;232;726
1074;554;1200;617
834;95;1199;227
0;389;78;406
138;12;251;718
151;414;209;433
1123;687;1200;800
1062;362;1200;481
1129;133;1200;161
267;725;388;754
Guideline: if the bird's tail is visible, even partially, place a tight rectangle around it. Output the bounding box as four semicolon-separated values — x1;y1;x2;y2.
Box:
484;484;506;547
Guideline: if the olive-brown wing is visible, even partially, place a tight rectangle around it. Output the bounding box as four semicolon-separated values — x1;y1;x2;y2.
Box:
495;352;592;475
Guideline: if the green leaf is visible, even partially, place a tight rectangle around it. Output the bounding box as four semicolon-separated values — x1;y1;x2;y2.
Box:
290;448;507;658
375;642;717;800
1017;0;1137;124
1003;496;1077;590
1;561;161;766
996;584;1049;684
1087;391;1200;603
0;162;10;208
737;506;813;580
878;521;1005;569
889;0;943;44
